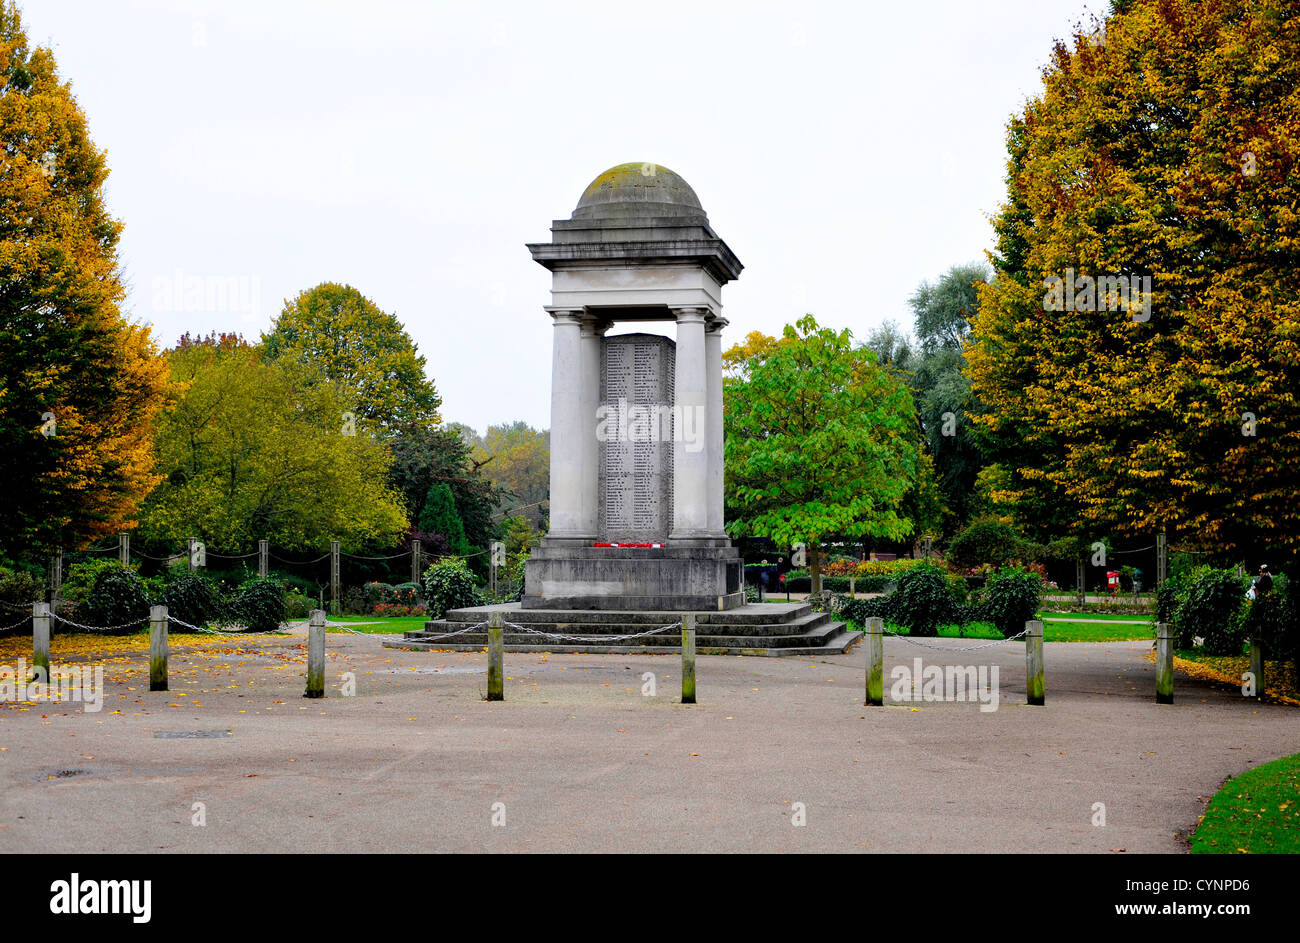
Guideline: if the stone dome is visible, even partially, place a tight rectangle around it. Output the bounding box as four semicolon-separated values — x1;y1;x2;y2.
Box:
571;162;707;220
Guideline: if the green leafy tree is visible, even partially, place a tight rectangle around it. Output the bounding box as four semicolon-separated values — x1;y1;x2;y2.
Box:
725;315;922;593
417;482;467;554
139;334;407;551
0;1;171;557
263;283;441;432
481;421;550;527
388;425;502;559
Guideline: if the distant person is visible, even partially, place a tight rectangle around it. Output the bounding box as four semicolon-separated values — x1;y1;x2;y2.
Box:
1255;565;1273;598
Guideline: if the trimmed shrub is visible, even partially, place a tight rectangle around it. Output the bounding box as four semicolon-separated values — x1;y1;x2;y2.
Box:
228;578;286;633
0;564;43;607
889;564;955;637
80;568;151;633
1176;568;1247;654
946;520;1025;570
423;558;484;619
981;566;1043;637
285;590;314;620
163;573;224;629
59;559;124;606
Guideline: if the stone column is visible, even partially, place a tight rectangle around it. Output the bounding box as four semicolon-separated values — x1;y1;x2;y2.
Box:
579;315;608;539
705;317;728;537
545;309;588;542
670;307;710;541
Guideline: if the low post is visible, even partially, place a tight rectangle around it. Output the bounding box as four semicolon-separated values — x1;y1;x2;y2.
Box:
1155;621;1173;704
119;532;130;568
258;539;268;579
681;613;696;704
149;605;168;692
1076;557;1085;607
304;609;325;698
1156;532;1168;587
1026;619;1045;706
1249;634;1264;702
188;537;199;573
330;540;340;615
32;601;50;683
486;612;503;701
411;538;421;587
50;547;63;604
849;575;856;599
865;616;883;706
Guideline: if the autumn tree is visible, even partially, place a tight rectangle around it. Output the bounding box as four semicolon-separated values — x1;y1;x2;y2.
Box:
139;335;407;551
0;1;170;558
968;0;1300;565
263;283;441;433
725;315;923;593
481;421;550;528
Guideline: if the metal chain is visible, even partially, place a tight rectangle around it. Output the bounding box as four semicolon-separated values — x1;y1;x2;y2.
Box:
165;614;284;635
0;615;30;633
501;620;681;643
51;613;148;633
881;626;1032;652
339;550;412;561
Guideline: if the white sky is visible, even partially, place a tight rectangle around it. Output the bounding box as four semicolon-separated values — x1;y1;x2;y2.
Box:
22;0;1106;433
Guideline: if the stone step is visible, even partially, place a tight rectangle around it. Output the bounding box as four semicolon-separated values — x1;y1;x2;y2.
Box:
383;624;862;658
441;602;811;627
422;608;829;640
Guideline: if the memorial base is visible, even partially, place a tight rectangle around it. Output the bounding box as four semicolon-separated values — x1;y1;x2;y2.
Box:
521;543;744;611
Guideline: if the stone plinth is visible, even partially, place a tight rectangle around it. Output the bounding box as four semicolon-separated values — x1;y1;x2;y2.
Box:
522;544;743;611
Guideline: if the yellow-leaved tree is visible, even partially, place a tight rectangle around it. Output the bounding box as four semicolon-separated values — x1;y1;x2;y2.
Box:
968;0;1300;564
0;1;170;557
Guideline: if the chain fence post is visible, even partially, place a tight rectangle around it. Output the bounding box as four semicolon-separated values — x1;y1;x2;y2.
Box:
119;532;130;568
32;601;50;684
1249;633;1264;703
487;611;504;701
1155;621;1173;704
330;541;340;615
1026;619;1045;706
865;616;883;706
150;605;169;692
258;539;268;579
681;613;696;704
411;538;421;587
305;609;325;698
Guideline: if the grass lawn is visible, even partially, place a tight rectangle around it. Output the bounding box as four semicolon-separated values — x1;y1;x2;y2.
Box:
1190;753;1300;854
325;613;428;635
841;615;1153;643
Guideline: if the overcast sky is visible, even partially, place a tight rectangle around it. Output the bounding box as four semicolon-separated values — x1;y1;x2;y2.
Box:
23;0;1105;433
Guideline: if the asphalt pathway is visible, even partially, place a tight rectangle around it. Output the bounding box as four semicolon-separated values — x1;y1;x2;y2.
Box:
1;632;1294;853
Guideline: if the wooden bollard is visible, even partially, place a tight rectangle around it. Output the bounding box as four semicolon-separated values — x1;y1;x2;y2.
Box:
849;576;856;598
149;605;168;692
1155;621;1173;704
486;612;503;701
304;609;325;698
864;616;883;706
1026;620;1045;706
681;613;696;704
32;601;50;683
1249;634;1264;701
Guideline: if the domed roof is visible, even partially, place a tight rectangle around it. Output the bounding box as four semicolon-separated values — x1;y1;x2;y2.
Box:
571;162;706;220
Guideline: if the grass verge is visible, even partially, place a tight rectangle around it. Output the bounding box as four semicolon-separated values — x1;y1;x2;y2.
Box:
1190;753;1300;854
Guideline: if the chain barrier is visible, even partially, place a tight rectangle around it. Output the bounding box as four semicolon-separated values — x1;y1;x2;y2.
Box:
0;599;41;611
339;550;412;561
0;614;30;634
165;614;284;635
501;620;681;644
880;625;1032;652
268;552;331;565
51;613;148;633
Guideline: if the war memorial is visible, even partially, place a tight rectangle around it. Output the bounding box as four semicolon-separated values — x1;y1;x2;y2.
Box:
399;164;857;655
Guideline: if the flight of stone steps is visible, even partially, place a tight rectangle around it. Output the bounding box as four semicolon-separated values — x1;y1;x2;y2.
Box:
384;601;861;657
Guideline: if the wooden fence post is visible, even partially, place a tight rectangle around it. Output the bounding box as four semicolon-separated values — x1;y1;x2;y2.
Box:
1155;621;1173;704
1249;634;1264;702
865;617;883;706
50;548;63;604
487;611;503;701
1026;620;1045;706
681;613;696;704
150;605;169;692
32;601;50;683
119;532;130;568
258;539;268;579
330;541;340;615
411;539;421;587
304;609;325;698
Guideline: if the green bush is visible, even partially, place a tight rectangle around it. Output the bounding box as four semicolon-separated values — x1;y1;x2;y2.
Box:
362;581;394;609
423;558;484;619
1242;574;1294;654
889;563;955;637
946;520;1026;570
285;590;314;620
981;566;1043;638
1176;568;1247;655
59;559;125;606
80;567;151;633
0;564;43;607
163;573;224;629
228;578;286;633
